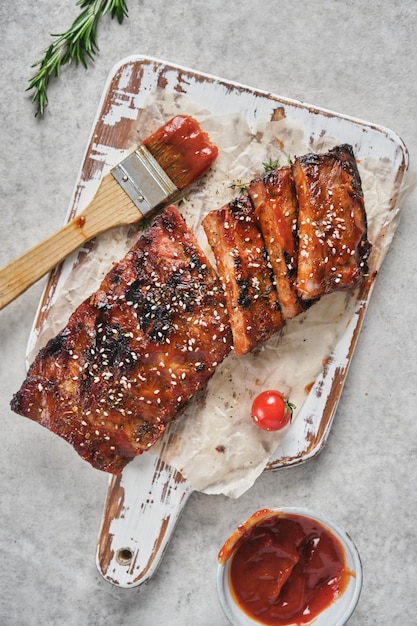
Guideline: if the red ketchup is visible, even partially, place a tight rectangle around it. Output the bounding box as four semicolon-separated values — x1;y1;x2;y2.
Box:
143;115;218;190
218;509;353;625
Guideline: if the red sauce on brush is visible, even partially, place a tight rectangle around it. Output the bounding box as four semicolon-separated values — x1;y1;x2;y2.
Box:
143;115;218;190
219;510;353;625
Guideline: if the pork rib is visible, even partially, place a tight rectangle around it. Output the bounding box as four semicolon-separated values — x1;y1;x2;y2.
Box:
11;205;232;473
248;166;308;319
292;144;370;300
202;195;284;355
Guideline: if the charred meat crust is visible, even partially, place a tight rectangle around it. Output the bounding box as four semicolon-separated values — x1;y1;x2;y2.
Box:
203;143;370;352
293;144;370;300
248;166;308;319
11;205;232;473
11;144;371;475
202;195;284;356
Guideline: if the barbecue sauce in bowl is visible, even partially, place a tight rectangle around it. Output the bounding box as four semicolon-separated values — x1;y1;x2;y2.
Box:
218;508;361;626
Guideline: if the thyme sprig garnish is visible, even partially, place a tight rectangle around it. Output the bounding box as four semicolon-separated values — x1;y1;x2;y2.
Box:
228;157;283;192
27;0;129;116
262;157;280;172
228;179;249;193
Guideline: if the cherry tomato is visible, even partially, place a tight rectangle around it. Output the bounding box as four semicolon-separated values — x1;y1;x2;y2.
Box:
251;390;295;431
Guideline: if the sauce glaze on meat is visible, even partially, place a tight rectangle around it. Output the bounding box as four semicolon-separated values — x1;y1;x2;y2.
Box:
11;144;371;474
11;205;232;473
293;144;370;300
202;195;284;355
248;166;308;319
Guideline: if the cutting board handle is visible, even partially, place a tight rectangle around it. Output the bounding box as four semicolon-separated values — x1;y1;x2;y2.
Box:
96;452;193;588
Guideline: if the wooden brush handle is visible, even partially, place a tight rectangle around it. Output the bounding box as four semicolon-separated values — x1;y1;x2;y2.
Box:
0;174;142;310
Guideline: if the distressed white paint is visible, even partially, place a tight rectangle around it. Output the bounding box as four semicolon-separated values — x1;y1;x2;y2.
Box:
25;57;409;588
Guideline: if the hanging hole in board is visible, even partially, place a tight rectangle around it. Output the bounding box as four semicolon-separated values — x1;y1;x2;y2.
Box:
116;547;134;565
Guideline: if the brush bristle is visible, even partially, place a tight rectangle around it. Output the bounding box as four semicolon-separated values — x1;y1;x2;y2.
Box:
143;116;218;190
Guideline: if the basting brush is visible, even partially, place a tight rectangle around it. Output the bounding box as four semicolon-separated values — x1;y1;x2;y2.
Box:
0;115;218;310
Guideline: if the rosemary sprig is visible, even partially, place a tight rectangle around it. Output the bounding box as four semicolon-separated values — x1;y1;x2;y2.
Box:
27;0;129;116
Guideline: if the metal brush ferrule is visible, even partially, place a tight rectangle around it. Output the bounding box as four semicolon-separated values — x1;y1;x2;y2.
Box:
111;146;179;216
